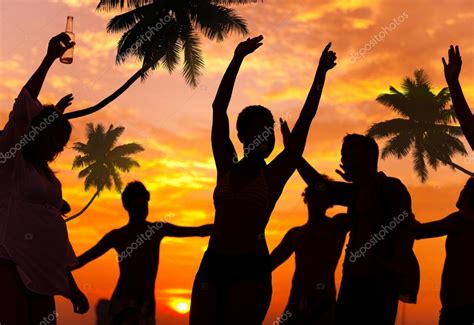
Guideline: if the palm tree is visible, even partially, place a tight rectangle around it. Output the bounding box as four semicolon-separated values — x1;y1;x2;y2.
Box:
65;0;253;119
367;69;473;183
65;123;144;222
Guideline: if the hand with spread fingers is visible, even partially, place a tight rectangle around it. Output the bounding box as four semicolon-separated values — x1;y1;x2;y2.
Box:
442;45;462;85
56;93;74;113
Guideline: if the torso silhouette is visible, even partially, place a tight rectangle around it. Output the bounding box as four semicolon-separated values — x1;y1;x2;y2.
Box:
290;215;350;298
441;211;474;308
210;163;275;255
107;222;164;300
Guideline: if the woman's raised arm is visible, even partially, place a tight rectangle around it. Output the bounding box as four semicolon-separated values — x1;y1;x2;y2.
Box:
212;36;263;177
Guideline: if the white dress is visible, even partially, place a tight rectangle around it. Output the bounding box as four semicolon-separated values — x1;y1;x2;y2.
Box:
0;87;77;298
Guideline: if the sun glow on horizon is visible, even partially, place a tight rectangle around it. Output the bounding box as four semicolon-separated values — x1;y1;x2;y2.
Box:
169;298;191;314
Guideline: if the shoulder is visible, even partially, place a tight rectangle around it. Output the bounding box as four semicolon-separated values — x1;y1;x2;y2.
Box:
380;174;407;190
446;211;465;226
105;228;121;240
379;174;410;198
285;226;304;241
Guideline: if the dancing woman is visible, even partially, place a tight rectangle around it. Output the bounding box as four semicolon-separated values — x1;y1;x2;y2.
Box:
0;33;88;324
190;35;337;325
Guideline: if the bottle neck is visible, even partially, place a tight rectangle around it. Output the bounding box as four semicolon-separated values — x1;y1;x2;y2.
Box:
66;17;74;33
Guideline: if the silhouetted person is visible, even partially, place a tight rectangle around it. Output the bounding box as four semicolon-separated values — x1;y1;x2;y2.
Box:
442;45;474;150
190;35;337;325
73;181;212;325
415;178;474;325
299;134;419;325
271;176;350;325
0;33;88;325
269;121;350;325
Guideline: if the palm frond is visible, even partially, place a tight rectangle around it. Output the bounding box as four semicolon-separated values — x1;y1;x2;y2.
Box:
366;118;413;139
97;0;153;11
414;69;430;88
376;90;411;118
181;24;205;87
195;5;248;42
381;133;415;159
413;137;428;183
110;143;144;158
106;3;155;33
112;156;140;172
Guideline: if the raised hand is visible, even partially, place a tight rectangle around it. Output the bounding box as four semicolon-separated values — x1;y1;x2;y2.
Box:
46;32;75;61
234;35;264;59
442;45;462;85
336;164;352;182
56;93;74;113
318;42;337;72
280;118;291;147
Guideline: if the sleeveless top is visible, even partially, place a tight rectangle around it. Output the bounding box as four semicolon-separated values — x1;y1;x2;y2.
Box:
0;88;78;297
210;169;273;255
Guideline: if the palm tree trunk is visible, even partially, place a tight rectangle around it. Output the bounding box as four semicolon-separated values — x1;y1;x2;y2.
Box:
64;63;152;120
439;158;474;177
64;190;99;223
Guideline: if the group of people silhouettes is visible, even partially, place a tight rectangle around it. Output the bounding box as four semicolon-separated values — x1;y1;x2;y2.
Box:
0;31;472;325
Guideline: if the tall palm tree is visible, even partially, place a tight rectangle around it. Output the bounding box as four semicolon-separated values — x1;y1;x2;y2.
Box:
65;0;253;119
65;123;144;222
367;69;473;183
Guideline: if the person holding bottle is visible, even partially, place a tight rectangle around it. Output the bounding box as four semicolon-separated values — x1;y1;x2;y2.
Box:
0;33;88;325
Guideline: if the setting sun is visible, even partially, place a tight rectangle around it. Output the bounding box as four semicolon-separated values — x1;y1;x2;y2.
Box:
169;299;190;315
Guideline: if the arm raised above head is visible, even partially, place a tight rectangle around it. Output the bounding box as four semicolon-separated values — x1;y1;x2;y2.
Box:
442;45;474;150
25;33;74;100
212;36;264;177
267;43;337;198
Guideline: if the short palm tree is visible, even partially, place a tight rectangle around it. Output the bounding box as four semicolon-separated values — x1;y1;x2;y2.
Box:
65;0;253;119
65;123;144;222
367;69;473;183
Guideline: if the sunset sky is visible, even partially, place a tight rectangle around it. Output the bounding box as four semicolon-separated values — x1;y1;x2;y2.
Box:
1;0;473;324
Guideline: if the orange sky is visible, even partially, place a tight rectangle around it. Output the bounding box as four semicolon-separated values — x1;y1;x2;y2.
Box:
1;0;473;324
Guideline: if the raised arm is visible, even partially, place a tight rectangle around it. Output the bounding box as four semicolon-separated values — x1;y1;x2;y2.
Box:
415;213;460;239
270;229;296;271
163;224;213;238
212;36;264;177
279;118;353;206
280;119;325;184
73;232;115;269
443;45;474;150
267;43;336;197
0;34;74;155
25;33;74;100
